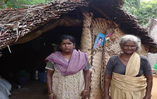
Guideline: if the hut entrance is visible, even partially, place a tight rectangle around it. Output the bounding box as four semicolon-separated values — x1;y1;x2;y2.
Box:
0;8;84;84
0;25;82;98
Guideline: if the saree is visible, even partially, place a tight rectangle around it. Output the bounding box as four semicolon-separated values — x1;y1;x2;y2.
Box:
45;49;88;76
111;52;147;99
45;49;89;99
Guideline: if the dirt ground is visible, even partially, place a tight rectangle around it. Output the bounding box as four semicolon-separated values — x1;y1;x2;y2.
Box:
9;75;157;99
10;80;47;99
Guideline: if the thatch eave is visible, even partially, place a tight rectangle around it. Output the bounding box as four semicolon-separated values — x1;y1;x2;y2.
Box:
0;0;88;50
89;0;157;53
0;0;157;53
14;16;81;44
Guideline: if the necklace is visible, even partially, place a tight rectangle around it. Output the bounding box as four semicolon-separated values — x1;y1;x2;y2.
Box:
120;55;128;62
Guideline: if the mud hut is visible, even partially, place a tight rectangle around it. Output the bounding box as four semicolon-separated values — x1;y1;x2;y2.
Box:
1;0;157;99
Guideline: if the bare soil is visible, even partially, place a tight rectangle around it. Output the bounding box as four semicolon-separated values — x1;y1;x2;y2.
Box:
9;75;157;99
10;80;47;99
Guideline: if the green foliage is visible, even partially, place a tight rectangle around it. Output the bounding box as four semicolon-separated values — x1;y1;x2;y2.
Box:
124;0;157;27
124;0;141;12
123;0;141;15
0;0;54;9
1;0;157;27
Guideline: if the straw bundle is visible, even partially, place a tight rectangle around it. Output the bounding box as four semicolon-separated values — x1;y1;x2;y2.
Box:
139;45;149;56
89;18;111;99
101;28;115;90
103;28;123;67
80;11;93;63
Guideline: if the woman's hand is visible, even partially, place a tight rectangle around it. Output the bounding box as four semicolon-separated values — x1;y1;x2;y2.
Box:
143;95;151;99
81;90;89;99
143;75;152;99
48;93;55;99
82;69;91;99
104;75;112;99
46;69;54;99
103;95;111;99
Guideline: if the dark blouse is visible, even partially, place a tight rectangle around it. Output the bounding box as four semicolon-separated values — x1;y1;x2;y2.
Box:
105;55;152;76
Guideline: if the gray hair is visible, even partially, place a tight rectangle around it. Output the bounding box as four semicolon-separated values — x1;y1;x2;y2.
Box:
119;35;141;52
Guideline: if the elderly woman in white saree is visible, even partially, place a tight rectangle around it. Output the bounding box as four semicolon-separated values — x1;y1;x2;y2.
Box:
104;35;153;99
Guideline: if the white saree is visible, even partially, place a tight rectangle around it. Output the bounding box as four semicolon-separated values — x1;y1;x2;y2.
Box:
110;52;147;99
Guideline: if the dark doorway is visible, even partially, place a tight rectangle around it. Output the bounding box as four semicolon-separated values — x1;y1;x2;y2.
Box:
0;25;82;84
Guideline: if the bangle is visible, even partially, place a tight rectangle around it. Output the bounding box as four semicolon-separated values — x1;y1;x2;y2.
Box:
48;93;53;96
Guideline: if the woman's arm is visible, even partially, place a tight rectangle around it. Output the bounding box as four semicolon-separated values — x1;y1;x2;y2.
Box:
143;75;153;99
83;69;91;90
81;69;91;99
104;75;112;99
142;57;153;99
46;69;54;99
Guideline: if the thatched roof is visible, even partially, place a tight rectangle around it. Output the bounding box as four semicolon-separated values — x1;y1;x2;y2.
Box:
89;0;157;53
0;0;88;49
0;0;157;53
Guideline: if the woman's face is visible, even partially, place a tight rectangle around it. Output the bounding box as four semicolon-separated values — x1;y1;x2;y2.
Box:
121;40;137;55
97;38;102;45
60;39;75;53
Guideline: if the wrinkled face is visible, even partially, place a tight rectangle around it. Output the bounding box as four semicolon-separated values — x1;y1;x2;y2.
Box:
121;40;137;54
60;39;75;53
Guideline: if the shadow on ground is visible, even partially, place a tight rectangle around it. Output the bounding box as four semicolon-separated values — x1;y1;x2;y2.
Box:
10;80;47;99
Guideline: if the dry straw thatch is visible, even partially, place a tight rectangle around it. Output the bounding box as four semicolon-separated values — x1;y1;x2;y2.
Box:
80;10;123;98
1;0;157;53
0;0;88;50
